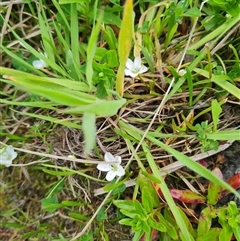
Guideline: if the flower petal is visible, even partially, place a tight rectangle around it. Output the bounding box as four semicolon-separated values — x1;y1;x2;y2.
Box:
106;170;117;181
0;146;17;167
116;165;125;177
133;57;141;70
114;155;121;164
104;152;115;163
0;158;12;167
125;58;134;70
97;163;112;172
178;69;186;76
138;65;148;74
32;60;48;69
124;69;138;77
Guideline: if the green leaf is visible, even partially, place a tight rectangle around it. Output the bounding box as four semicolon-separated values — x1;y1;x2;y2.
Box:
41;196;59;213
46;178;65;197
197;228;221;241
119;218;136;227
107;50;119;68
141;171;162;184
211;99;222;132
69;212;90;221
132;229;144;241
114;200;135;210
104;25;118;50
208;169;223;204
86;11;103;89
157;211;179;240
96;208;108;222
12;52;29;71
111;183;126;195
146;134;240;199
211;74;240;100
62;98;126;116
148;215;167;232
133;200;147;217
232;226;240;241
103;180;126;192
219;225;233;241
138;175;160;213
61;201;87;207
141;143;194;241
103;12;122;28
197;207;213;237
4;76;96;106
183;7;201;17
116;0;133;96
207;130;240;140
82;112;96;153
42;169;74;176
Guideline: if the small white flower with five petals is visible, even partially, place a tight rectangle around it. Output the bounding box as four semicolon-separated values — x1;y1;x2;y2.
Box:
97;152;125;181
124;57;148;78
0;145;17;167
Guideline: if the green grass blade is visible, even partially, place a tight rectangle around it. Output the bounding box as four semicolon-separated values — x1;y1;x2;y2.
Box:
116;0;133;96
70;3;82;80
14;110;82;130
62;98;126;116
146;134;240;199
86;10;103;89
142;143;194;241
211;75;240;100
208;130;240;141
82;112;96;153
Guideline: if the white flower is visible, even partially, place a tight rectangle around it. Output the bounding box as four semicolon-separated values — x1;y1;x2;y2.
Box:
97;152;125;181
178;69;186;76
0;145;17;167
32;53;48;69
124;57;148;78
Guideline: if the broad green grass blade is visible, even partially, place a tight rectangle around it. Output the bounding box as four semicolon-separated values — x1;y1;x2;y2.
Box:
116;0;133;96
86;11;103;89
70;3;82;80
211;75;240;100
208;130;240;141
62;98;126;116
2;76;96;106
211;99;222;132
0;67;93;92
82;112;96;153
